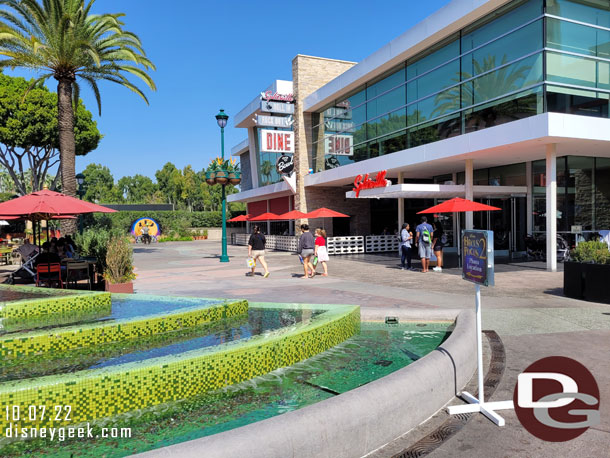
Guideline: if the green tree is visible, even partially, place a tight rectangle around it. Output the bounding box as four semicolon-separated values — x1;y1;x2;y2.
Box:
81;163;114;203
0;0;155;232
117;174;157;203
155;162;179;205
0;73;100;194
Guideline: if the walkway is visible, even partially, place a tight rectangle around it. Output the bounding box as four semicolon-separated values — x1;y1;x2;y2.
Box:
133;241;609;458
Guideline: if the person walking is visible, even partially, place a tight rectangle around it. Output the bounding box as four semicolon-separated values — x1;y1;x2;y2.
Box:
248;225;270;278
432;221;445;272
314;228;329;276
399;223;414;270
298;224;315;278
415;216;434;273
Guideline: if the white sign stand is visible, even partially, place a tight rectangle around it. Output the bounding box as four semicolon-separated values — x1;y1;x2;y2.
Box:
448;230;514;425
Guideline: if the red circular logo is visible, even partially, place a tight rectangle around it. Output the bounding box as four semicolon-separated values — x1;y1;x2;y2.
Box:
513;356;600;442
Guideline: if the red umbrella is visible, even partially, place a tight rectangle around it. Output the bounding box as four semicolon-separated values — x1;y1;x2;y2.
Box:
305;207;350;218
228;214;250;222
417;197;500;214
0;189;116;220
278;210;308;220
248;212;282;221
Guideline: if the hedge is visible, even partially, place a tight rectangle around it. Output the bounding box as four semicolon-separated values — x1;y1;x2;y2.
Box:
82;211;226;235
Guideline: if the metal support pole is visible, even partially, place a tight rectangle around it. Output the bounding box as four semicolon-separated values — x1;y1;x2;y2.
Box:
475;284;484;403
220;125;229;263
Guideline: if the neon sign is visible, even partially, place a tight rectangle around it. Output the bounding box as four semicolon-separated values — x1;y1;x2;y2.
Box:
352;170;390;197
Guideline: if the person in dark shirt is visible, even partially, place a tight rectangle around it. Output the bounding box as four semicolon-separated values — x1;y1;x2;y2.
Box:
298;224;315;278
248;225;270;278
34;242;61;266
432;221;444;272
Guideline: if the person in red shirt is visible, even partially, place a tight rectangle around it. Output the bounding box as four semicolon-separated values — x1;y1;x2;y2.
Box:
314;228;329;277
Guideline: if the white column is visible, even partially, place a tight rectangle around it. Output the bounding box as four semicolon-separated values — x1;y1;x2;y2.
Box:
465;159;474;229
526;161;533;236
397;171;404;233
546;144;557;272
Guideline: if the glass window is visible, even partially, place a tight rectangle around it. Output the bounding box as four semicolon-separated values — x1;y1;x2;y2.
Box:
407;59;460;105
464;86;543;133
547;18;610;58
462;20;543;79
367;86;406;120
546;51;610;89
367;108;406;140
462;0;542;52
407;37;459;80
336;88;366;127
463;53;542;107
566;156;595;230
489;163;527;186
366;67;405;99
547;0;610;29
546;85;609;117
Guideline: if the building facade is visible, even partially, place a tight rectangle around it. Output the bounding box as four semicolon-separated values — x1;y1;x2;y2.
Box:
229;0;610;271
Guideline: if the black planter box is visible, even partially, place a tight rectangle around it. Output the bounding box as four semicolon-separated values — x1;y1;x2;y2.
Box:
564;261;610;304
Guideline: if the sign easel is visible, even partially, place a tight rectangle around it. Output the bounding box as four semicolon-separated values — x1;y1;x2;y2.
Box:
447;229;514;425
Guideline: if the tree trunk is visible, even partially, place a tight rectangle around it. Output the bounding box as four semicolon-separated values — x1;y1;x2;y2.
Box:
57;78;78;235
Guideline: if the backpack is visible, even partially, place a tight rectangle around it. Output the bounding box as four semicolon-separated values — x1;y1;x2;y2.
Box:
421;226;431;244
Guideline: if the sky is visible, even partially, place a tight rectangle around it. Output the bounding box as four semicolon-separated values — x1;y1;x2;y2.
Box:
6;0;451;181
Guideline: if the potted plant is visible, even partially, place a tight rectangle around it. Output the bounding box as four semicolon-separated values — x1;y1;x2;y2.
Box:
564;241;610;304
104;235;136;293
203;229;208;240
226;159;241;185
205;162;218;185
214;157;229;185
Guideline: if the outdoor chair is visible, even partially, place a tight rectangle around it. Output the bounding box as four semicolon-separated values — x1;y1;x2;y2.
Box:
36;263;63;289
65;261;92;290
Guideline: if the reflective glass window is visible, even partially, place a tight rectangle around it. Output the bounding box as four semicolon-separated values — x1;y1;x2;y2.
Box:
367;108;406;139
595;158;610;229
367;86;406;120
546;51;610;89
547;18;610;58
462;20;543;79
547;0;610;29
462;0;542;52
546;85;609;117
407;59;459;104
406;37;459;80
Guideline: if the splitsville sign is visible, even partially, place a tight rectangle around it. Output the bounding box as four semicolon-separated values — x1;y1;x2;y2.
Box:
259;129;294;153
260;91;294;102
352;170;391;197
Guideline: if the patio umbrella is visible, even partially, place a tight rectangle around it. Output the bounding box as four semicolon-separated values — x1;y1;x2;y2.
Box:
248;212;282;221
305;207;350;218
228;214;250;222
0;189;117;220
277;210;308;220
417;197;501;214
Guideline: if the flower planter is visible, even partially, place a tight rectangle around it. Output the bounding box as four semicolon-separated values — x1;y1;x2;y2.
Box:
105;281;134;294
215;171;228;185
205;171;216;186
564;261;610;304
228;171;241;185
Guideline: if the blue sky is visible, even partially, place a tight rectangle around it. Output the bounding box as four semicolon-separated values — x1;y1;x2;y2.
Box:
7;0;451;181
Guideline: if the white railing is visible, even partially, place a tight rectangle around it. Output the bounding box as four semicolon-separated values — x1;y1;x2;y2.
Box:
231;234;298;252
365;235;400;253
327;236;365;255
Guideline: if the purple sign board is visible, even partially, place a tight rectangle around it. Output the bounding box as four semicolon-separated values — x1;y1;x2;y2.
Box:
462;230;494;287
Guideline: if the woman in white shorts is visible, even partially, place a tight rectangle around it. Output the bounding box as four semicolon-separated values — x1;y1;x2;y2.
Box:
248;225;270;278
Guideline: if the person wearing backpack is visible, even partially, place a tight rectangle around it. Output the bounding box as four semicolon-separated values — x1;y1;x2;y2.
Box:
432;221;446;272
415;216;434;273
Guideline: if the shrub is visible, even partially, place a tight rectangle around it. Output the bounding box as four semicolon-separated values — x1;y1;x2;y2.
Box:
74;228;123;273
104;236;136;284
82;211;224;234
570;241;610;264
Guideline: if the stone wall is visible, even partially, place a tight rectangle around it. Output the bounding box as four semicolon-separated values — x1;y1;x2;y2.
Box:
292;55;355;229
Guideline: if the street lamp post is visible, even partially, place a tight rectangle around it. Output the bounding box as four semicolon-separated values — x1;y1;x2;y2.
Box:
76;173;85;234
215;109;230;263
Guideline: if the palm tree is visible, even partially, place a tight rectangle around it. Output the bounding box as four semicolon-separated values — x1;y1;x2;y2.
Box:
0;0;155;232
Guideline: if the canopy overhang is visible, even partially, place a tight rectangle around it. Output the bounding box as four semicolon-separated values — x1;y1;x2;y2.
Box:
345;184;527;200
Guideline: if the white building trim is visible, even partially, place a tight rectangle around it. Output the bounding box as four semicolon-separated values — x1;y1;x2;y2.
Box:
227;180;291;203
231;138;249;157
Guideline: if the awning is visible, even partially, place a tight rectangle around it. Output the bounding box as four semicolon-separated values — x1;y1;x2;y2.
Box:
345;184;527;199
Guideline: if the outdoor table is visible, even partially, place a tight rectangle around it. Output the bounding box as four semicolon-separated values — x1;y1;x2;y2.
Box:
62;258;98;288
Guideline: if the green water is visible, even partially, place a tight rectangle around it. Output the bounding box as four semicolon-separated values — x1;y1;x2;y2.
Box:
1;322;451;458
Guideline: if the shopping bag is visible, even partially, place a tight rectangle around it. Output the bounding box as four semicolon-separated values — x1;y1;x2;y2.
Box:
246;257;256;268
312;256;318;267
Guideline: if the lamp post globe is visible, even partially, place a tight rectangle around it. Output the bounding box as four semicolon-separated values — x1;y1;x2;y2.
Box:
216;109;230;263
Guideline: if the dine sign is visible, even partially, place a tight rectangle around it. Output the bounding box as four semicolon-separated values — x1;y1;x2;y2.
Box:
462;230;494;287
